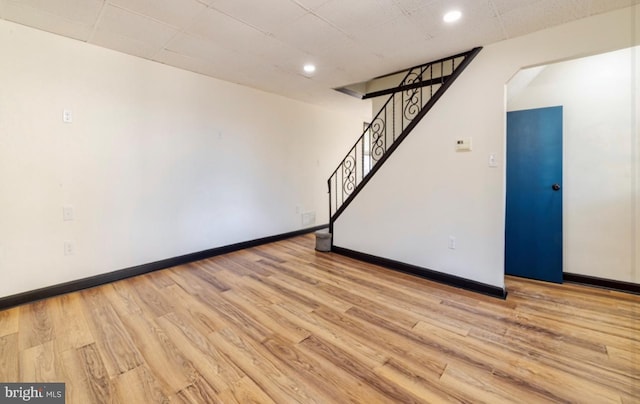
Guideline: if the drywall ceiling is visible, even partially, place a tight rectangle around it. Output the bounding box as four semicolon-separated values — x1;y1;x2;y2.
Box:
0;0;637;106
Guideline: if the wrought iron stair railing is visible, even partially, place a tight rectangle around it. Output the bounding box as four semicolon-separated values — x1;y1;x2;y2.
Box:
328;47;482;230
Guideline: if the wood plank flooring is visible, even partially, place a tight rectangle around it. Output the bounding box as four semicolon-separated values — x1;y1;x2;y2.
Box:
1;234;638;403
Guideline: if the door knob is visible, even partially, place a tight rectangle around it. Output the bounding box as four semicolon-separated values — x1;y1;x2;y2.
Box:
552;183;561;191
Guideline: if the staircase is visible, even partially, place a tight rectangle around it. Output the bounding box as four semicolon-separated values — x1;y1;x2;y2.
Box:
328;47;482;233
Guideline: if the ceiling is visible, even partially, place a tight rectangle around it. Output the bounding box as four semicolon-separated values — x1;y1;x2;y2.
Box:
0;0;637;106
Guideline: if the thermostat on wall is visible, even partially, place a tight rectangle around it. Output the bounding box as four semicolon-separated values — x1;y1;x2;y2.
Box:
456;137;472;151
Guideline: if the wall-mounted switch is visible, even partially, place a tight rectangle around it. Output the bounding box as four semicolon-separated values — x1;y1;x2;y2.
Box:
63;205;74;221
488;153;498;167
63;109;73;123
448;236;456;250
455;137;472;151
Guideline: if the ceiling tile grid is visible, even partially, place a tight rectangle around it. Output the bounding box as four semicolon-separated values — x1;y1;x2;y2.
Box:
97;4;178;46
108;0;208;30
0;0;638;105
209;0;307;34
2;2;90;41
312;0;405;35
6;0;104;26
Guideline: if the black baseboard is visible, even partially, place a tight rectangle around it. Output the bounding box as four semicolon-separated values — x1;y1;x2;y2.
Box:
0;225;328;310
332;246;507;299
564;272;640;295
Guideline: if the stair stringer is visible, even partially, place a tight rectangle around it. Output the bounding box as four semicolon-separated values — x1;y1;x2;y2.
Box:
331;49;506;295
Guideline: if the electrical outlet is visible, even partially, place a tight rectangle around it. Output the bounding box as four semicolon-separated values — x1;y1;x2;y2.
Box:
448;236;456;250
302;211;316;226
64;241;75;256
63;109;73;123
63;205;74;221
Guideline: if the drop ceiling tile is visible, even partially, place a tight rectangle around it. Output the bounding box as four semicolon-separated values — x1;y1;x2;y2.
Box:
499;0;582;38
271;12;348;55
94;4;178;49
304;39;385;83
164;33;242;63
489;0;543;15
154;48;214;75
1;0;638;107
584;0;640;15
2;1;94;41
209;0;307;34
5;0;103;25
392;0;438;14
187;7;275;53
291;0;333;12
155;48;252;81
274;53;361;86
108;0;207;30
350;14;427;57
241;64;327;98
313;0;404;34
252;38;313;66
408;0;496;38
91;29;161;60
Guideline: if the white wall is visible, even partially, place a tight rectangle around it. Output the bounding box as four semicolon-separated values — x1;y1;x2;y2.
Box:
0;19;369;299
333;6;639;289
508;47;639;283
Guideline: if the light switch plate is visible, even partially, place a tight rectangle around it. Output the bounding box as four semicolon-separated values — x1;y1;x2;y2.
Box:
489;153;498;167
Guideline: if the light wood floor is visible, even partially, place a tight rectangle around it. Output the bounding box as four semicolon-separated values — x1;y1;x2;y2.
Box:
0;234;638;403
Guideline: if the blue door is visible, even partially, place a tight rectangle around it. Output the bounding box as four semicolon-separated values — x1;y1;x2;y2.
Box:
506;106;563;283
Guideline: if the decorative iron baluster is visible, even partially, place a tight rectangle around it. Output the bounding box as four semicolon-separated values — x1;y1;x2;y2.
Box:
403;86;421;124
342;151;356;197
327;48;482;225
371;116;386;163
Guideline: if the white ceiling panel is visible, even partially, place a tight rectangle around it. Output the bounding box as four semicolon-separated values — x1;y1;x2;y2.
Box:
108;0;207;29
312;37;383;71
490;0;543;15
1;1;95;41
163;33;240;63
499;0;581;38
5;0;103;26
313;0;404;34
187;7;274;52
584;0;640;15
92;29;161;60
209;0;307;34
0;0;637;105
292;0;333;12
391;0;436;15
96;4;178;48
350;14;427;58
410;0;497;38
154;48;222;78
250;38;313;67
271;12;350;55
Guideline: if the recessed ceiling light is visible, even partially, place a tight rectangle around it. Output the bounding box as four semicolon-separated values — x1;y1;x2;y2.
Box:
443;10;462;23
303;64;316;74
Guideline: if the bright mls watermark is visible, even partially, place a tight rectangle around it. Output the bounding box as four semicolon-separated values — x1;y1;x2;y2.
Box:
0;384;64;403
